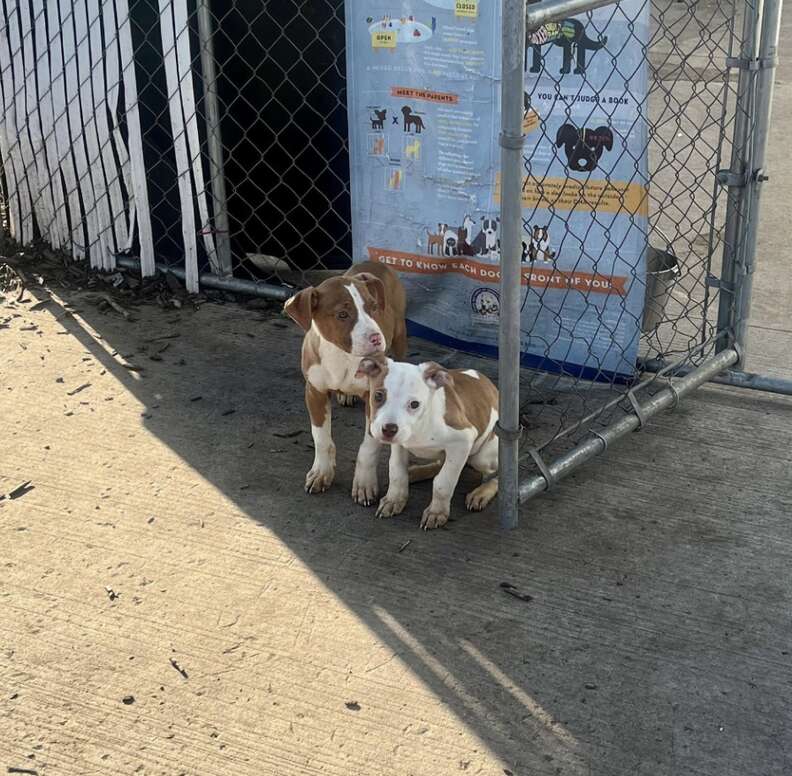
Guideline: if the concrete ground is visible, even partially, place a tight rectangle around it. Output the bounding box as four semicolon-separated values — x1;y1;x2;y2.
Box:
3;7;792;776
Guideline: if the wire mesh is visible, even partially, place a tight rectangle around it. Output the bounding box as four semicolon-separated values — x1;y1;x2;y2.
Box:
516;0;745;469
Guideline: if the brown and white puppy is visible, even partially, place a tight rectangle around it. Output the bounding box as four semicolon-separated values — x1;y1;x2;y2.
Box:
356;356;499;530
284;261;407;502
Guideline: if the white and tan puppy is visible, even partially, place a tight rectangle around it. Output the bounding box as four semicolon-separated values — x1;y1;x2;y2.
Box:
356;356;499;530
284;262;407;503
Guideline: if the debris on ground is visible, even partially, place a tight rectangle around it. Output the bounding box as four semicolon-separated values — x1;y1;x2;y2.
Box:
8;482;34;500
96;293;131;320
121;695;135;705
345;701;361;711
272;430;302;439
169;658;188;679
66;383;91;396
105;586;119;601
7;767;40;775
397;540;412;553
0;262;27;302
499;582;534;602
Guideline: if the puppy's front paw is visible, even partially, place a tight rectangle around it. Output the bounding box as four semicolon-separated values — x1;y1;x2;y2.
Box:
376;491;408;518
465;479;498;512
351;467;378;507
420;505;450;531
305;465;335;494
336;391;356;407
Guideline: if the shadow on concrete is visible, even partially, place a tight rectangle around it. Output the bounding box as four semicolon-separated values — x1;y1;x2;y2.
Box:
17;275;791;776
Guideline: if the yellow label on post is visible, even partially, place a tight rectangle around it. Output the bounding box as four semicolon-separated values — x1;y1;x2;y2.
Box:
371;30;397;48
455;0;478;18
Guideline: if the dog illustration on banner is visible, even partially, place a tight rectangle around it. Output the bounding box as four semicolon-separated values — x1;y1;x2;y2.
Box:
387;167;403;191
425;225;445;255
525;13;607;75
524;225;556;265
556;123;613;172
404;137;421;160
370;108;387;129
421;216;500;259
470;217;500;259
368;135;385;156
401;106;426;133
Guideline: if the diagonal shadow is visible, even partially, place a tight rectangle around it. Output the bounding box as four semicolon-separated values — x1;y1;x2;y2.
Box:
7;272;792;776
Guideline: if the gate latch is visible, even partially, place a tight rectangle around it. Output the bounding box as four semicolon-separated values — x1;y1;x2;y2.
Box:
725;55;779;71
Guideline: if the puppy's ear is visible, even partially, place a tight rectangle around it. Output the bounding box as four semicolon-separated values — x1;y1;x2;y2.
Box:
355;355;387;379
354;272;386;311
599;127;613;151
283;287;317;331
422;362;453;389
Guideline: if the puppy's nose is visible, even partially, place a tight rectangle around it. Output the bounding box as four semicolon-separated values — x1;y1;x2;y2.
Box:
381;423;398;440
369;333;383;349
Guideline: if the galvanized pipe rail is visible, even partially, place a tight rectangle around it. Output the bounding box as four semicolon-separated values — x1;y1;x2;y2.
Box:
497;0;527;530
498;0;620;528
518;348;740;502
640;357;792;397
524;0;618;29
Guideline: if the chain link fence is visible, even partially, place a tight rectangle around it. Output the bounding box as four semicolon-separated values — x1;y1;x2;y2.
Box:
515;0;739;464
0;0;785;519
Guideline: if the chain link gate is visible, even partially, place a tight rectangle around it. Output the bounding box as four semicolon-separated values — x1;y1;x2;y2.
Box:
497;0;785;527
0;0;786;528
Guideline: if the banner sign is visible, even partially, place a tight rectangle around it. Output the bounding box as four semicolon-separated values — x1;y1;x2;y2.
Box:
345;1;649;379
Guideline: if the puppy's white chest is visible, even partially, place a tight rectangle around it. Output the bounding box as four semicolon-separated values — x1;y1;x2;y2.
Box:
308;340;367;395
409;444;444;461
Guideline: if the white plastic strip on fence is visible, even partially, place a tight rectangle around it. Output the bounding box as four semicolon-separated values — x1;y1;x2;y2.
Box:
0;11;24;241
18;0;57;246
48;0;84;259
61;0;97;257
87;0;127;267
158;0;200;293
3;1;36;243
116;0;154;274
34;0;70;249
102;0;135;253
74;0;115;267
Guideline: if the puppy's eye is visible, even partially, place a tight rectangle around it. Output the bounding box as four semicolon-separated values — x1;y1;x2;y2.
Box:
409;400;420;410
373;391;385;404
337;310;349;320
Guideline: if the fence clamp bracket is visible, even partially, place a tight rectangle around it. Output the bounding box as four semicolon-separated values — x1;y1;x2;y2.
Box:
527;447;556;491
716;169;747;188
495;421;522;442
499;131;525;150
726;55;778;71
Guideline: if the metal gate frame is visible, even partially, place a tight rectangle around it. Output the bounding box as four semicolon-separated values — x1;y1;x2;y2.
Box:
496;0;786;529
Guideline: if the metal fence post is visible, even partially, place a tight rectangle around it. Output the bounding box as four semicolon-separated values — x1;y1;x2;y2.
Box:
715;1;761;356
196;0;233;277
731;0;783;366
497;0;526;530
